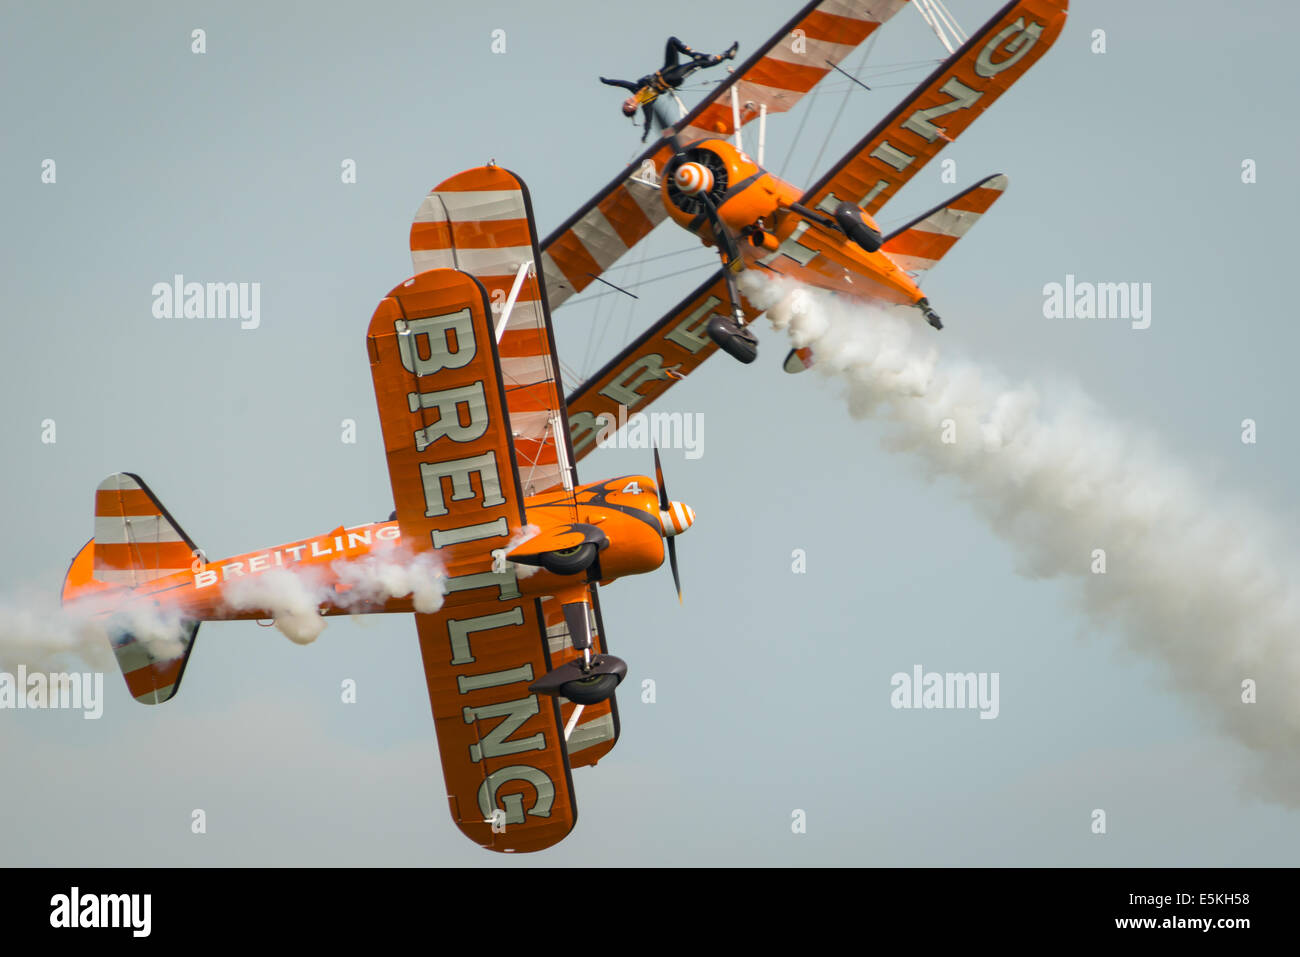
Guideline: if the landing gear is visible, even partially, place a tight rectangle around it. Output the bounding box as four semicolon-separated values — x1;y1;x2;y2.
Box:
917;297;943;330
560;672;621;705
531;656;628;705
529;600;628;706
707;314;759;363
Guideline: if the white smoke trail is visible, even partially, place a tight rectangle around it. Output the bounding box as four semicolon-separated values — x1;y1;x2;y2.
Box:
0;587;192;673
332;547;447;615
747;275;1300;804
0;547;451;671
0;590;118;673
221;544;450;643
222;567;329;645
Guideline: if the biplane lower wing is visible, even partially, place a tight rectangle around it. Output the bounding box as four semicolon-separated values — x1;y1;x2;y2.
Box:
802;0;1067;218
566;271;760;461
367;268;577;853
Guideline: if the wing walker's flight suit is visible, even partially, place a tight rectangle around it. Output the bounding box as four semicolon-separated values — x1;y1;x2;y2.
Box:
601;37;738;141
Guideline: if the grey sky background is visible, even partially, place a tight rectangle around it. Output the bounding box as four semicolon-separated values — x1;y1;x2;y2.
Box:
2;0;1298;865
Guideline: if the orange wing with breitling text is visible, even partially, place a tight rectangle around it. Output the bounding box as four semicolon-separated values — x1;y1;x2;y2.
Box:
410;167;621;770
367;268;577;853
801;0;1068;217
538;0;909;309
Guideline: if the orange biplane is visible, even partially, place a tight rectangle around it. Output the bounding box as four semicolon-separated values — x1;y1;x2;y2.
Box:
63;168;695;854
509;0;1069;461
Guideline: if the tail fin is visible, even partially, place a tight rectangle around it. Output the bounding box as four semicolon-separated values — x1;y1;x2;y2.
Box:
92;473;197;585
881;173;1008;273
63;473;203;705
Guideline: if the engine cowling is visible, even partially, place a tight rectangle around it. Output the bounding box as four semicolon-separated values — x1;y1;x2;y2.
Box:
660;138;802;246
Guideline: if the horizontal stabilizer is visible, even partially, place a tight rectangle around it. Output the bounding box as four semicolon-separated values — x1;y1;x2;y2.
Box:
881;173;1008;272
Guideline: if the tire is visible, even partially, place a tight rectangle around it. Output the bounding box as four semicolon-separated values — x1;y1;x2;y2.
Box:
539;543;598;575
560;672;621;705
707;315;759;364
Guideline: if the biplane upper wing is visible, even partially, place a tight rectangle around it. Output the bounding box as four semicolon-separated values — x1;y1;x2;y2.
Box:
801;0;1068;217
678;0;909;141
537;0;909;310
566;270;758;461
367;268;577;853
411;166;578;498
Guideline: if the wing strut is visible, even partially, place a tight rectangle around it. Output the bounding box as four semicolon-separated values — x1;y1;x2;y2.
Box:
496;261;532;344
914;0;968;53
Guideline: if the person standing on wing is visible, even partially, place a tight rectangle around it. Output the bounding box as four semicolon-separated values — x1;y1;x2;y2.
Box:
601;37;738;142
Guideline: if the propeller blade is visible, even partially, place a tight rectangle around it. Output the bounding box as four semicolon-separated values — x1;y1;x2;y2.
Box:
667;535;682;604
654;445;670;511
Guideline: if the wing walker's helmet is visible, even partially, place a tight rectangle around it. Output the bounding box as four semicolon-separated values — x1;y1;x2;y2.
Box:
622;96;638;117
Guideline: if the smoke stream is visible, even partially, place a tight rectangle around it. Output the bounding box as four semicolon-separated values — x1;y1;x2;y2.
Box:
0;589;186;673
749;276;1300;803
222;545;448;644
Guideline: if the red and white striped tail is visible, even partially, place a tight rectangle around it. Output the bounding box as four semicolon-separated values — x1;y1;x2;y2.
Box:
880;173;1009;273
93;473;195;585
80;473;203;705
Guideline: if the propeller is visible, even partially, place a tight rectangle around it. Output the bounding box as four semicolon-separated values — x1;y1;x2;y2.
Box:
654;446;686;603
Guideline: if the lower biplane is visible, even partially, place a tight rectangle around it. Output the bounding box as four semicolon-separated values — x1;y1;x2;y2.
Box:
62;168;695;854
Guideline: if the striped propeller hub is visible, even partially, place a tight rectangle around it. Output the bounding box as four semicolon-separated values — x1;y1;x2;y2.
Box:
659;501;696;537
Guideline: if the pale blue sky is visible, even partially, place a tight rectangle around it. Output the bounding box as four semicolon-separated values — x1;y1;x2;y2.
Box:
2;0;1298;865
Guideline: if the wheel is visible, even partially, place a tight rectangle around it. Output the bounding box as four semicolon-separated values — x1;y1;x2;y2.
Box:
707;315;759;364
560;672;621;705
539;543;598;575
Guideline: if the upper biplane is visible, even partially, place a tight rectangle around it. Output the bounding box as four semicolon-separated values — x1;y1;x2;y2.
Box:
63;168;696;854
494;0;1068;461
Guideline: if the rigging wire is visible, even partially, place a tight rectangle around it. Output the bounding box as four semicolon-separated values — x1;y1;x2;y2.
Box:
808;32;879;184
